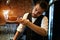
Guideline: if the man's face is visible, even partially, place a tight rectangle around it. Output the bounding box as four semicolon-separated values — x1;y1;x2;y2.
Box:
32;4;45;18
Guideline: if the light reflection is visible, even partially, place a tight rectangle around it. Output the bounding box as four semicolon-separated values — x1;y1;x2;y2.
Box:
48;0;54;40
3;10;10;19
6;0;10;5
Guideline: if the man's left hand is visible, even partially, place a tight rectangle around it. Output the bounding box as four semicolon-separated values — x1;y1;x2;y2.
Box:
17;18;29;25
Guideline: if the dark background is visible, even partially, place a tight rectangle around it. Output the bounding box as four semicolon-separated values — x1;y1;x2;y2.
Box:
53;0;60;40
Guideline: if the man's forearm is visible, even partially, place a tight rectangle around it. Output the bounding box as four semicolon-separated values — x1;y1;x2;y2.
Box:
26;21;47;36
13;31;21;40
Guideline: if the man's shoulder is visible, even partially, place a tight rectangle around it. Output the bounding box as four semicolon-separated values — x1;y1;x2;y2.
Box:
42;16;48;21
23;13;29;17
43;16;48;19
23;13;30;19
24;13;29;15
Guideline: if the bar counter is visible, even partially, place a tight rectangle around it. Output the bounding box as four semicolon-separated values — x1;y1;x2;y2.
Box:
6;20;19;24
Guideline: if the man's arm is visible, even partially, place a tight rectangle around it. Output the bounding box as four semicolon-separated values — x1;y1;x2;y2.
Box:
19;16;48;36
13;31;21;40
26;21;47;36
13;13;29;40
26;16;48;36
13;24;25;40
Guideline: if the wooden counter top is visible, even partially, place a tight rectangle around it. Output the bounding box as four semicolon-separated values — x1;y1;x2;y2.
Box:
6;20;19;24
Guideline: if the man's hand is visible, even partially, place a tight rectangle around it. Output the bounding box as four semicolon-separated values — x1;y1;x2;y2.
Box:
17;18;29;25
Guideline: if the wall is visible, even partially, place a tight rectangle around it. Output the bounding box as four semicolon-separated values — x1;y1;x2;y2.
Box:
0;0;33;17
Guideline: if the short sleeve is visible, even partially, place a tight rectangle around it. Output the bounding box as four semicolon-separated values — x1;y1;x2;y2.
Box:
41;16;48;32
17;13;29;32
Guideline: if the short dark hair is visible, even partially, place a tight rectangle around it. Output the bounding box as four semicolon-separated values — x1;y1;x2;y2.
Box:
34;0;49;11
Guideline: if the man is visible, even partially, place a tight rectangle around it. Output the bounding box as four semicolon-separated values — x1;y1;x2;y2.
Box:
13;0;49;40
